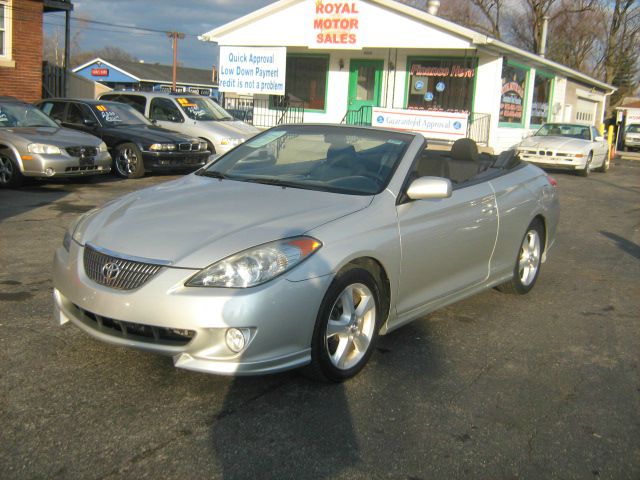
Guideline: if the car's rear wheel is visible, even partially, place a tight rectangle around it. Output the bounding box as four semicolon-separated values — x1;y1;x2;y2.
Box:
578;152;592;177
497;219;544;295
114;143;145;179
307;267;381;382
0;149;24;188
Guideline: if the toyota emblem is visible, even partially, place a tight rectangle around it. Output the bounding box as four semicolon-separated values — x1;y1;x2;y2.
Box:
102;262;121;282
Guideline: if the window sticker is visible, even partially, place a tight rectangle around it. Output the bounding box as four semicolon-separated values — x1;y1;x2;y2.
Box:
177;98;197;108
96;105;121;123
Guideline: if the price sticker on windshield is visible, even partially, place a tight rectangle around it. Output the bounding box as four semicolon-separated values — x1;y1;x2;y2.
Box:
177;98;197;108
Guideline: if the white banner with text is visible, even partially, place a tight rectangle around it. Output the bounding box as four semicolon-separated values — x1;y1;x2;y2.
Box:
372;108;469;140
218;46;286;95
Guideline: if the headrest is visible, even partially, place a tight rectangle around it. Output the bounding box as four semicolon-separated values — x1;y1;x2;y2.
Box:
450;138;479;162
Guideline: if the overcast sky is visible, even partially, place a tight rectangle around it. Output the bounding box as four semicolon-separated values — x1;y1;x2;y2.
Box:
44;0;274;69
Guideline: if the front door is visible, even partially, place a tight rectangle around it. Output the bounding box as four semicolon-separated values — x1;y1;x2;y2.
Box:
347;59;383;125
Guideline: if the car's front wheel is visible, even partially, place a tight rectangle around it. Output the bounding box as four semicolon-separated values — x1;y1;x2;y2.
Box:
114;143;145;179
0;149;24;188
308;267;381;382
578;152;592;177
497;219;544;295
597;148;610;173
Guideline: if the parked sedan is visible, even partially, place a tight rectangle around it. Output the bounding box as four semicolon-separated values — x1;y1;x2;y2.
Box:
53;125;559;382
0;97;111;188
516;123;610;176
35;99;210;179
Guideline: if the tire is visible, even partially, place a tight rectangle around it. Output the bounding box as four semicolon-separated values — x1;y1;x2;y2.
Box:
597;148;610;173
496;219;544;295
113;143;145;179
307;267;381;382
578;152;592;177
0;149;24;188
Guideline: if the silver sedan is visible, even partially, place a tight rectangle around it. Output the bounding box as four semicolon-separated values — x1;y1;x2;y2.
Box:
53;124;559;381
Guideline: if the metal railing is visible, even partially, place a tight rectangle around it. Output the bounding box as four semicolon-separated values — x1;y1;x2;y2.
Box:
341;105;373;125
466;112;491;146
222;97;304;128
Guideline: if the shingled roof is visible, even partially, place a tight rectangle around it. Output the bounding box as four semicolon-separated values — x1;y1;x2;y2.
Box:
75;58;215;87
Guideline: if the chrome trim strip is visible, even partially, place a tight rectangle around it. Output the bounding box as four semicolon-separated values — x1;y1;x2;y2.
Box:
85;243;174;266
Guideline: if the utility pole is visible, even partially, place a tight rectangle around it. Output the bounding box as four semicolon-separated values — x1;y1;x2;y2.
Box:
167;31;185;92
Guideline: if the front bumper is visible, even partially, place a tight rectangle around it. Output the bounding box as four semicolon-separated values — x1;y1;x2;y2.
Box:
52;242;333;375
141;150;210;171
624;137;640;148
518;152;587;171
22;151;112;178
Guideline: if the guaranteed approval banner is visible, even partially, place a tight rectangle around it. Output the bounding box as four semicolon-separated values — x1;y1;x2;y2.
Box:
218;46;286;95
372;108;468;140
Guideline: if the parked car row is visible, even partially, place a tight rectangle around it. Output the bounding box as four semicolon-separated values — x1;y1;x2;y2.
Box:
0;92;259;188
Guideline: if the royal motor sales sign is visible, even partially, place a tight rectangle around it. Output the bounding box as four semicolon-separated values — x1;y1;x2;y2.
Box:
311;1;361;49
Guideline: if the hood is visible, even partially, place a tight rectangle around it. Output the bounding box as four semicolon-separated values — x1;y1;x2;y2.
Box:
199;120;260;139
2;126;102;146
100;124;195;144
519;135;589;151
78;174;372;268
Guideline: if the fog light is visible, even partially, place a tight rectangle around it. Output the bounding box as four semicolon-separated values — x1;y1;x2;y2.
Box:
44;167;55;177
225;328;246;353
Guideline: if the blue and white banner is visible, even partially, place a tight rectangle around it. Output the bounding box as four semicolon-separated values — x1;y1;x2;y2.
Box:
372;107;468;140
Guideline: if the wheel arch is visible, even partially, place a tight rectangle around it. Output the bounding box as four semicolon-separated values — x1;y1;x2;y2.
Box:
0;143;25;171
531;214;548;258
339;256;391;332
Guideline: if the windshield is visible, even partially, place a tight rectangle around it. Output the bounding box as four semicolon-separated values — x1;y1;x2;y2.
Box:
626;124;640;133
91;102;151;126
0;103;59;128
199;125;412;195
176;97;234;121
535;123;591;140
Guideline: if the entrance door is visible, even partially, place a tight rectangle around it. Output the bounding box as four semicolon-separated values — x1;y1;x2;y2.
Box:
347;59;383;125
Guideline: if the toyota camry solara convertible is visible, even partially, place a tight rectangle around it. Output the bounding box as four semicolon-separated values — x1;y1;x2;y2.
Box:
53;124;559;382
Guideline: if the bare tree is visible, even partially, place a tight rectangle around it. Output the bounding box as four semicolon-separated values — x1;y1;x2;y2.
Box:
597;0;639;106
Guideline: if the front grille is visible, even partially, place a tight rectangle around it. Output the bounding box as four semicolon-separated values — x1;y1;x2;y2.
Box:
178;142;201;151
84;245;163;290
65;165;100;172
66;146;98;158
74;304;195;346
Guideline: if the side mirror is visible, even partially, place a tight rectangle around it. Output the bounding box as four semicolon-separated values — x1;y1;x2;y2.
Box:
168;115;183;123
54;118;63;126
407;176;452;200
83;118;98;128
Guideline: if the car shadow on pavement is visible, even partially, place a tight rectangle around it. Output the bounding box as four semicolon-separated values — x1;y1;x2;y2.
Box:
599;230;640;260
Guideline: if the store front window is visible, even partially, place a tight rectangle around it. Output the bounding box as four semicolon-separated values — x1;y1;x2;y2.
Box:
406;57;476;114
500;61;529;126
530;72;553;126
275;55;328;111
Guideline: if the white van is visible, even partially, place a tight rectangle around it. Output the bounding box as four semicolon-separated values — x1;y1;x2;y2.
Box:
98;91;260;155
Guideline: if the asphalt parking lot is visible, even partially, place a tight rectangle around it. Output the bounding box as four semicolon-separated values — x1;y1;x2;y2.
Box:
1;160;638;480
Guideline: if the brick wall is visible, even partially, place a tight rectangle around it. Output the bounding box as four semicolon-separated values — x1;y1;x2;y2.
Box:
0;0;43;103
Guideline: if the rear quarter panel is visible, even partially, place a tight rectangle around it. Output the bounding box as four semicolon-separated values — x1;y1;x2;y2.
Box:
489;164;559;280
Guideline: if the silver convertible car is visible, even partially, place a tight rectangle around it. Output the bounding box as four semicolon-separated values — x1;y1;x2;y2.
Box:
53;124;559;381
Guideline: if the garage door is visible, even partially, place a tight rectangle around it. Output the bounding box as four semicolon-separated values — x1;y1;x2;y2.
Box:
575;97;597;125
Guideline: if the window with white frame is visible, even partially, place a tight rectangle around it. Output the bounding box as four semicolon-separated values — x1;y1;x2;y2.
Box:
0;0;12;60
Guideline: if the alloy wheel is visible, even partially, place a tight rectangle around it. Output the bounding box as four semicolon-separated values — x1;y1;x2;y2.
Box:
116;147;138;176
0;156;14;184
518;229;541;287
325;282;376;370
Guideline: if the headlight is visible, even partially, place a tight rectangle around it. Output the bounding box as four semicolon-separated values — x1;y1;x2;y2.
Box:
98;142;108;153
220;138;244;146
149;143;177;151
199;141;209;151
28;143;61;154
186;236;322;288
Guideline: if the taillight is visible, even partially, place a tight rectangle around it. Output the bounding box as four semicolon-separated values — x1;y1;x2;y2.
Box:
546;175;558;187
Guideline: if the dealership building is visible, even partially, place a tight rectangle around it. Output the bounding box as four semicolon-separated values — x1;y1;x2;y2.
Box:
200;0;615;152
